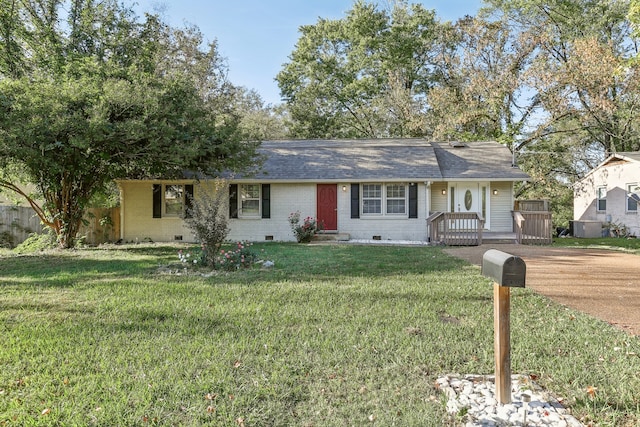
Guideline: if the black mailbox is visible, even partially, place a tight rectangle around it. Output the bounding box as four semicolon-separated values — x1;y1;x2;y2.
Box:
482;249;526;287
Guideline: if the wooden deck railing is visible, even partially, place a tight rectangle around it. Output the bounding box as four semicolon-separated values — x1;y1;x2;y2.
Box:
427;212;484;246
513;211;552;245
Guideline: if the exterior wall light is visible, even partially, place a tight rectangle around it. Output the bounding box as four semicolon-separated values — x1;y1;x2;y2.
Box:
441;189;447;195
493;189;499;195
342;185;347;192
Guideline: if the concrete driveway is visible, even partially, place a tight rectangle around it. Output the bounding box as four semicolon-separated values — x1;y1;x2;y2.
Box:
444;244;640;336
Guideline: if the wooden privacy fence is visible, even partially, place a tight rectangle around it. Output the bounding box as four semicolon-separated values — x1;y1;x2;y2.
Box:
0;206;120;247
427;212;484;246
513;211;553;245
514;199;550;212
0;206;44;247
78;207;121;245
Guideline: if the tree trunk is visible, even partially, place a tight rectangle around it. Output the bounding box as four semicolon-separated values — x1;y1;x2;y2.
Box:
56;216;82;249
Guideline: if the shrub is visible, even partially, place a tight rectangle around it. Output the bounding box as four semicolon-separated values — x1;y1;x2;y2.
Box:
288;211;322;243
178;248;202;267
0;231;15;249
13;231;57;253
213;241;258;271
183;180;230;266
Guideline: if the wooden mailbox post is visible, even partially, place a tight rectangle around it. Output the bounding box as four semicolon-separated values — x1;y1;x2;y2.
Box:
482;249;526;404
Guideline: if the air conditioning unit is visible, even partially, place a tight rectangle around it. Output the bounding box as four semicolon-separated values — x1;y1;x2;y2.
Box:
572;221;602;238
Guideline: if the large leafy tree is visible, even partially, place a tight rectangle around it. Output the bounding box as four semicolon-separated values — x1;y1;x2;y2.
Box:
427;16;538;148
632;0;640;35
426;1;639;225
0;0;258;248
485;0;639;225
483;0;640;158
276;0;440;138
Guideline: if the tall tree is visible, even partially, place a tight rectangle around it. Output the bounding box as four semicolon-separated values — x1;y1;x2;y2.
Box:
0;0;258;248
427;16;538;150
475;0;640;226
276;0;440;138
484;0;640;158
632;0;640;35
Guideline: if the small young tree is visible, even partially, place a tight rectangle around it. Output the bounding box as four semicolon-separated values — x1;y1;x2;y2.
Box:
183;180;230;266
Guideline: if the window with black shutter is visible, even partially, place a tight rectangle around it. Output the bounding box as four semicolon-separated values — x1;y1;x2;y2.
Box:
229;184;238;218
152;184;162;218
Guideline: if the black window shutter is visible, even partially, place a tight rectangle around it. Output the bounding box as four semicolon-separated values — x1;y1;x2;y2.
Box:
350;183;360;219
409;183;418;218
261;184;270;219
229;184;238;218
184;184;194;218
152;184;162;218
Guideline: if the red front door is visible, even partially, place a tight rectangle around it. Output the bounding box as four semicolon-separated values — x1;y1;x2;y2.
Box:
317;184;337;231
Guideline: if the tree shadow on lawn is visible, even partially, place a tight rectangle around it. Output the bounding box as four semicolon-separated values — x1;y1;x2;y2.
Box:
0;244;474;288
0;253;162;288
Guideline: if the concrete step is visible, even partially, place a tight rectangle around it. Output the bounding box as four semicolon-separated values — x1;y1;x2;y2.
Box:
313;232;350;241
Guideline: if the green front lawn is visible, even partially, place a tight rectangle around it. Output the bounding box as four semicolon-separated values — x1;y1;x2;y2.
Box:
553;236;640;255
1;243;639;426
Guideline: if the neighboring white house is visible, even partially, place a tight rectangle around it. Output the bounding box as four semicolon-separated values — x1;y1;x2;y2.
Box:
116;139;530;243
574;152;640;237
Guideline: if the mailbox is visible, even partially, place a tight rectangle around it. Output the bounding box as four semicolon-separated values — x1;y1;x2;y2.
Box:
482;249;526;287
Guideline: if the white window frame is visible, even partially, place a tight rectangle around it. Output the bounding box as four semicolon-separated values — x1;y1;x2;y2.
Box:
362;184;382;215
164;184;185;217
627;183;639;213
596;186;607;212
361;183;408;217
385;184;407;215
239;184;261;218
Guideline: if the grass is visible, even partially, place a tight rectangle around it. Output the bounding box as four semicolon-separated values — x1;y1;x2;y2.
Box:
0;242;639;426
553;236;640;255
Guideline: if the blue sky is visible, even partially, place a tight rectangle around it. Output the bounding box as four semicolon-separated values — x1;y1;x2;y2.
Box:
133;1;484;105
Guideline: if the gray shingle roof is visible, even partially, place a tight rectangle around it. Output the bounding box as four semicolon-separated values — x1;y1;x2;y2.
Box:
236;139;529;182
433;141;530;180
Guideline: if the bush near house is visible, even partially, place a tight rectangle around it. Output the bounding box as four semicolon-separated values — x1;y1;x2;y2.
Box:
288;211;322;242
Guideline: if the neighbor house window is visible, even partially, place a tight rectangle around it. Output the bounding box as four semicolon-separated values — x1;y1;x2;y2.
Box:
240;184;261;216
627;183;639;213
596;186;607;212
361;183;407;216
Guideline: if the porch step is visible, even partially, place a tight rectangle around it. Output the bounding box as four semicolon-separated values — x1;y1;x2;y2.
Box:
313;233;350;242
482;233;518;244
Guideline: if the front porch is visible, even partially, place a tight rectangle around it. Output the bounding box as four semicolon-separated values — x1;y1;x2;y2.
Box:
427;211;552;246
